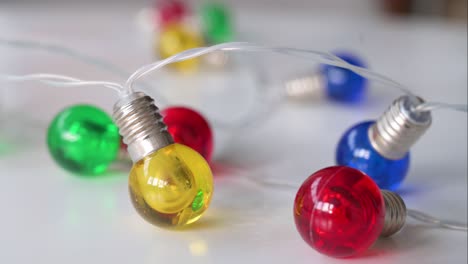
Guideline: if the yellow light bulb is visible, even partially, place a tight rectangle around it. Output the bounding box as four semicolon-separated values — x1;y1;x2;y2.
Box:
157;23;203;71
114;92;214;229
129;143;213;228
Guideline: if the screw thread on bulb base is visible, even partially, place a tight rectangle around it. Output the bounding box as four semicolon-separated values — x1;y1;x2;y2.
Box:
284;73;324;101
369;95;432;160
113;92;174;163
381;190;407;237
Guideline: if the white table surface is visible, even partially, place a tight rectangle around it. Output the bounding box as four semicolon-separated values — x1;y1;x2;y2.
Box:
0;2;466;264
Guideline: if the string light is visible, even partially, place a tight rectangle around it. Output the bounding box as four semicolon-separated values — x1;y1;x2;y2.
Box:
46;104;213;175
155;0;190;29
47;104;120;175
157;23;204;71
0;40;466;233
148;0;234;45
147;1;234;70
114;92;213;228
161;106;214;162
200;2;234;44
293;166;467;258
285;51;368;103
336;95;432;190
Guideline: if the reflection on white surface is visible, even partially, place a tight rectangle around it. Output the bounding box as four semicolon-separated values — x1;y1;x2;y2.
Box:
189;239;208;257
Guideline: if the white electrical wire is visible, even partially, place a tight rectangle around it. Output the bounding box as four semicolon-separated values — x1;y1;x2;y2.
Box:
414;101;468;113
125;42;413;95
124;42;467;114
0;38;168;103
0;73;124;93
1;39;466;116
407;209;468;231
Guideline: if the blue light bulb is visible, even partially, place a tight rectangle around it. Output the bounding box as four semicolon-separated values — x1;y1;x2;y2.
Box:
320;52;367;103
335;96;432;190
336;121;410;190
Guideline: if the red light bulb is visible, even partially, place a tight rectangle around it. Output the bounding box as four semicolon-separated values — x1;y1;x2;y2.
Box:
161;106;213;162
118;136;129;161
119;137;127;151
155;0;189;28
294;166;385;258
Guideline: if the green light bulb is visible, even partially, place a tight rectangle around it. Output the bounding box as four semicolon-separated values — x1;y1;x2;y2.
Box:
200;2;234;44
47;104;120;175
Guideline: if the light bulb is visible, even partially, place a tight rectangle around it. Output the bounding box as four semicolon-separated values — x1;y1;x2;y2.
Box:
161;106;213;162
47;104;120;175
200;2;234;44
155;0;189;28
336;95;432;190
157;23;204;71
294;166;407;258
321;52;367;103
285;52;367;103
113;92;213;228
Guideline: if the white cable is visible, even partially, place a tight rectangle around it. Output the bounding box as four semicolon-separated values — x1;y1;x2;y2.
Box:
0;73;124;93
1;39;465;117
415;102;468;113
125;42;414;95
407;209;468;231
126;42;468;117
0;38;167;102
0;39;128;78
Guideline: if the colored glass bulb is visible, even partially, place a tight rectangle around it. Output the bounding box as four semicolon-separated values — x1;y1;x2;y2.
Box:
294;166;385;258
162;106;213;162
157;23;203;71
129;143;213;228
156;0;189;28
47;105;120;175
200;2;234;44
114;92;214;228
320;52;367;103
335;121;410;190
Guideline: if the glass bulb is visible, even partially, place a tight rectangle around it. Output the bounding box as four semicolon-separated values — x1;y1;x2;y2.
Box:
156;0;189;28
200;2;234;44
320;52;367;103
129;143;213;228
47;104;120;175
294;166;385;258
335;121;410;190
157;23;203;71
161;106;213;162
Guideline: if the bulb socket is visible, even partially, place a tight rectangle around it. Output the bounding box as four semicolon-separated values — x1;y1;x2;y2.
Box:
369;95;432;160
113;92;174;163
381;190;407;237
284;73;325;101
